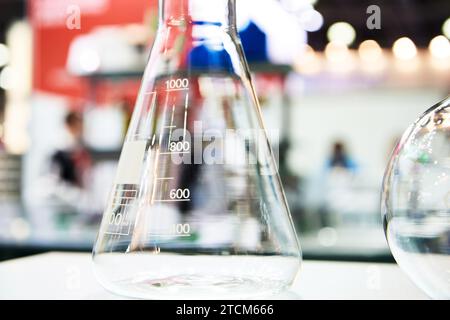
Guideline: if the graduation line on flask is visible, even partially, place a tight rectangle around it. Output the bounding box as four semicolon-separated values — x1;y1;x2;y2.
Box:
165;88;189;92
160;151;191;155
147;233;192;237
183;92;189;139
167;104;176;150
153;199;191;202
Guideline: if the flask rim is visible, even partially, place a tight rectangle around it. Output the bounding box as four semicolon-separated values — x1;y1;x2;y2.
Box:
158;0;237;31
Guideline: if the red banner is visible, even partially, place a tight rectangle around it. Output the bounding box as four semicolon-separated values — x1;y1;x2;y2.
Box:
29;0;157;100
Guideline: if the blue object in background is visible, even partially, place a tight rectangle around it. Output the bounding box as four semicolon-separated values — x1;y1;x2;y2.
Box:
188;19;269;71
239;21;268;63
188;44;233;72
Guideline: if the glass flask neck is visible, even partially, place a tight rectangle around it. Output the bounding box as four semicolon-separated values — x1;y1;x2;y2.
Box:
159;0;236;30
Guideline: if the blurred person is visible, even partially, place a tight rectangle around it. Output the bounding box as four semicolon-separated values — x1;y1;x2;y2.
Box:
319;141;358;227
43;110;95;220
326;141;357;171
51;111;91;188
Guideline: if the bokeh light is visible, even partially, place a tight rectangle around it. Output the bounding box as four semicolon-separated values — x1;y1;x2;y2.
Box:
429;35;450;59
325;41;351;62
393;37;417;60
0;66;13;90
294;45;322;75
358;40;383;63
327;22;356;46
442;17;450;39
298;9;324;32
0;43;9;68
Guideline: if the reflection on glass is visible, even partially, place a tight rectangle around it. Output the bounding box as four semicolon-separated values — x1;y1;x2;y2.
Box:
382;96;450;299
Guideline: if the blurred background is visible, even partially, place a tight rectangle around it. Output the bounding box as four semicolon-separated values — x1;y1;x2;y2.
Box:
0;0;448;262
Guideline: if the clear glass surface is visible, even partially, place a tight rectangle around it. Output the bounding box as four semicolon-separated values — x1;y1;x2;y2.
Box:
382;96;450;299
92;0;301;299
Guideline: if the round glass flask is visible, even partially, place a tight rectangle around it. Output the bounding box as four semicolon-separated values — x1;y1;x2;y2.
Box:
92;0;301;299
382;97;450;299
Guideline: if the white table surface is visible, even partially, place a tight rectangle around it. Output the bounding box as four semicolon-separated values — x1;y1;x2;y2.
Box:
0;252;427;300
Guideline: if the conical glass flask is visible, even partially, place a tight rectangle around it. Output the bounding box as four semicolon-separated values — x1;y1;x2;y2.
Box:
93;0;301;299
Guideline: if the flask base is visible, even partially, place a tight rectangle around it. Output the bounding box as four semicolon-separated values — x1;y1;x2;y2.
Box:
93;254;300;299
105;275;289;299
